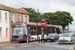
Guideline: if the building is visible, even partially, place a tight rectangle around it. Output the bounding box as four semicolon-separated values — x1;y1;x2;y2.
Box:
0;5;29;42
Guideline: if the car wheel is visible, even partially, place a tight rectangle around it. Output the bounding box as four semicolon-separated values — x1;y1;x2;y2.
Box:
11;40;13;42
54;39;57;42
58;43;61;44
70;40;73;45
10;39;13;42
45;40;47;42
70;43;72;45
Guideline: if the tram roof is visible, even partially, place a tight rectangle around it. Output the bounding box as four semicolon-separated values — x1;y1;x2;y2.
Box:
13;22;27;25
28;22;62;28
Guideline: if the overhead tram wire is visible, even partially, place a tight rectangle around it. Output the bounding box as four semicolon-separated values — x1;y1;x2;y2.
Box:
16;0;26;6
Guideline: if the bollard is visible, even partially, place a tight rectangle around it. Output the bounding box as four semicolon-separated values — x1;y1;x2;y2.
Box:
44;39;45;43
39;37;40;43
42;39;45;44
27;36;29;44
41;37;42;43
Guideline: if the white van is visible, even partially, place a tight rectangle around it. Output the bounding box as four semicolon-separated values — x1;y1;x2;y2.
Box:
58;33;75;44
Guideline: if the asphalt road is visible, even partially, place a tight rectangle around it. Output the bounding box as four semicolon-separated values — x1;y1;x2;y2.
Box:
0;42;75;50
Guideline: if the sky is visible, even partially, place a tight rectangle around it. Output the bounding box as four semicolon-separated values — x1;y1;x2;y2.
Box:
0;0;75;31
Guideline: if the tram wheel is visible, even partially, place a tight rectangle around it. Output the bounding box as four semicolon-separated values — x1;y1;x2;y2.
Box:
10;40;13;42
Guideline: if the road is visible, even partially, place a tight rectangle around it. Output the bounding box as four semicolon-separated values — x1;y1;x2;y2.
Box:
0;41;75;50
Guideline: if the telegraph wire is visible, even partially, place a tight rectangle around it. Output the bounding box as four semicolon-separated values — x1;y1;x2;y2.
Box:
16;0;26;6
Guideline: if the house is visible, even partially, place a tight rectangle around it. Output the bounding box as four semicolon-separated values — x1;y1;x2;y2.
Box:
0;5;29;42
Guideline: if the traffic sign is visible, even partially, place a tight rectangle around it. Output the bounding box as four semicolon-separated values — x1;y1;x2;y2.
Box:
41;21;46;27
64;29;68;31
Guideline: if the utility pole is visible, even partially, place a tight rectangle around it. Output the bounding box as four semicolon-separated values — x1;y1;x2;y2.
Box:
37;9;39;40
48;15;52;33
37;9;39;23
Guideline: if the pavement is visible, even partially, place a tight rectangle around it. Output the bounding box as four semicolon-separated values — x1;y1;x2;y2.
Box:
0;41;50;47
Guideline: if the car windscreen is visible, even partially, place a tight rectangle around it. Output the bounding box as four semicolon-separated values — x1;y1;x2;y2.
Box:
48;34;55;37
13;26;23;36
60;33;72;37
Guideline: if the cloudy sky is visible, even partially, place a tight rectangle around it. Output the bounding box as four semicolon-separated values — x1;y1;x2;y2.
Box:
0;0;75;31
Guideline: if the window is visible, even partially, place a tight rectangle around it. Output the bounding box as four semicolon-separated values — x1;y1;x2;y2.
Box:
13;26;23;36
12;14;14;22
5;13;7;22
0;28;1;37
0;12;1;21
18;15;21;21
25;16;27;22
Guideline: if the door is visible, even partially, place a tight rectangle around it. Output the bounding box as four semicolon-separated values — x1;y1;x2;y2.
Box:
6;28;8;37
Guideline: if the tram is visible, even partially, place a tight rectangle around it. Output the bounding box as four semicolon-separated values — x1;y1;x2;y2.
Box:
11;22;63;42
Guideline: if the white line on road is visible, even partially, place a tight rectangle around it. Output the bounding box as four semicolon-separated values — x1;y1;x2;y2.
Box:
41;44;73;49
2;47;6;50
18;45;32;47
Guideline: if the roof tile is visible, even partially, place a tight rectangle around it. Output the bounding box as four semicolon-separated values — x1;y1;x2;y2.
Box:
0;5;29;14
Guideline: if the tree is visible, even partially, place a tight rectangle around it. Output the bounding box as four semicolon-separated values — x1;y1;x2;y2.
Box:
23;7;73;30
23;7;43;22
42;11;73;30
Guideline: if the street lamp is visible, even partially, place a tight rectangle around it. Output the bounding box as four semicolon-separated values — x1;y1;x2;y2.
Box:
35;18;39;40
48;16;52;33
37;9;40;23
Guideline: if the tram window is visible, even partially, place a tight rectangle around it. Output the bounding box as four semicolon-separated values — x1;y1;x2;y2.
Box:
13;26;23;36
24;26;28;35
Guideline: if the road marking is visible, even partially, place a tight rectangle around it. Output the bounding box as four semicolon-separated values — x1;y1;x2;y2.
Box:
18;45;32;47
5;47;16;48
2;45;32;49
69;47;74;50
2;47;6;50
41;44;73;49
3;46;17;49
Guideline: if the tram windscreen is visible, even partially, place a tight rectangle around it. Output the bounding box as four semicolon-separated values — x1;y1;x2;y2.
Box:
13;25;23;36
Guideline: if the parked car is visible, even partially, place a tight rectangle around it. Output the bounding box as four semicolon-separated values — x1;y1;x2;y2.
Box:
45;33;59;42
58;33;75;44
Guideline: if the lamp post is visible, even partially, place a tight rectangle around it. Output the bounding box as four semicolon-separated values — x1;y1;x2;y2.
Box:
48;16;52;33
35;18;39;40
37;9;40;23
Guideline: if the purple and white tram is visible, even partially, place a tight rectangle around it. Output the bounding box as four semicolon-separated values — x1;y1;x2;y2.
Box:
11;22;37;42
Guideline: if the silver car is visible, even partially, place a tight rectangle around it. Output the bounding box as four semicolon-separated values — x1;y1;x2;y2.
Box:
58;33;75;44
